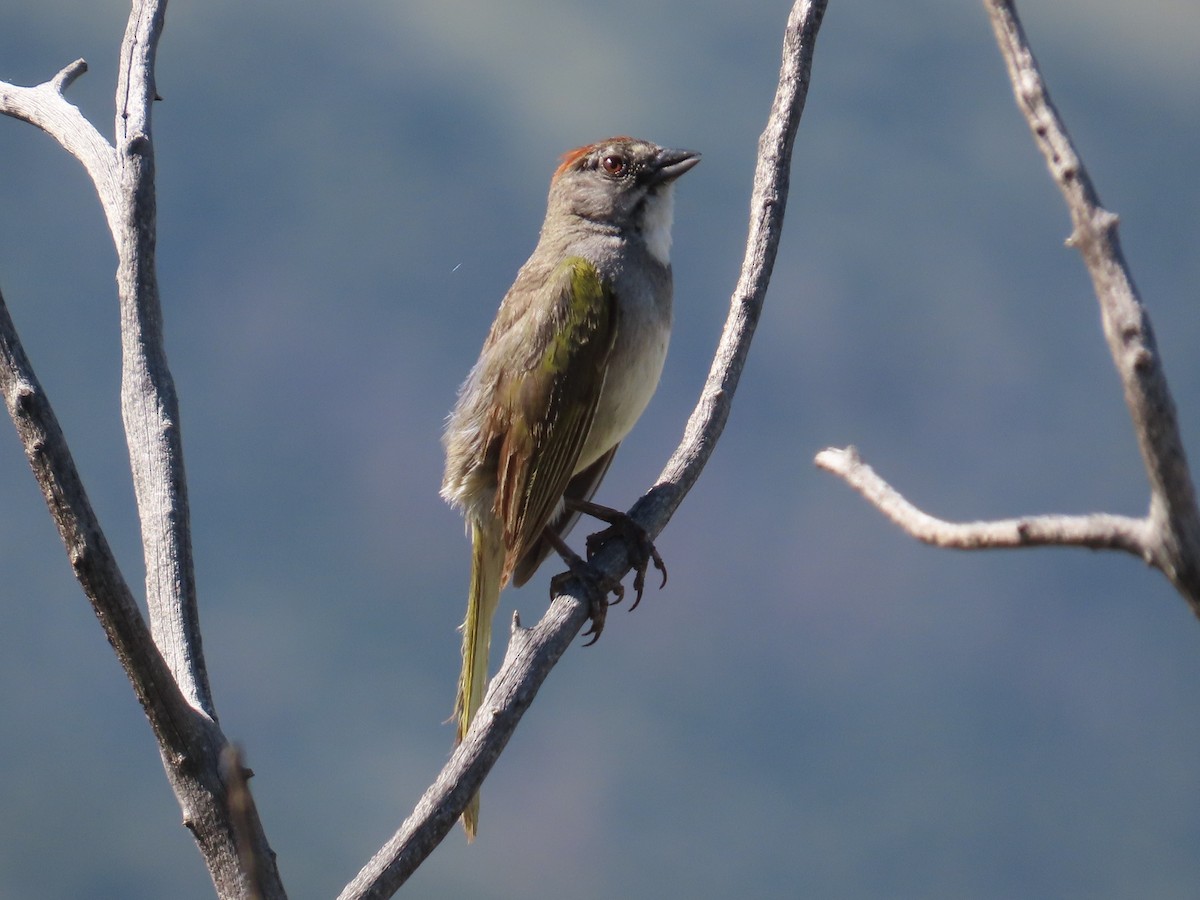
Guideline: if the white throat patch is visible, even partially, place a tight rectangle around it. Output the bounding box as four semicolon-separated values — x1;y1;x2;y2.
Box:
641;184;676;266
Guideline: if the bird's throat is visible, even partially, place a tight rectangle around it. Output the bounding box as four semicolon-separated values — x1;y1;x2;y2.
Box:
640;186;675;266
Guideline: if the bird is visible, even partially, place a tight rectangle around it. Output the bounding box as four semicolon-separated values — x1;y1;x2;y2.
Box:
441;136;699;839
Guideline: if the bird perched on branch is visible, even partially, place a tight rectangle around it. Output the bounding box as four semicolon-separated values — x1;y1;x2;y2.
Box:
441;136;699;839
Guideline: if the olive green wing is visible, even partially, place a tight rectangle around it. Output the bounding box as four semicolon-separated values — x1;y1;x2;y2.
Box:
490;256;617;582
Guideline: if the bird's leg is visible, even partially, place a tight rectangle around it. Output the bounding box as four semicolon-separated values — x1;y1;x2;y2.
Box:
544;529;621;646
565;498;667;611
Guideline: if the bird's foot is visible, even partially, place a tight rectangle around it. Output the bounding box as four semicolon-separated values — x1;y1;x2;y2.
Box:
569;500;667;611
545;532;622;646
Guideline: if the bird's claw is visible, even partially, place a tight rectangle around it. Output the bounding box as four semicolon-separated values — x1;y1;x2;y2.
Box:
550;562;619;646
579;593;608;647
585;515;667;612
546;504;666;645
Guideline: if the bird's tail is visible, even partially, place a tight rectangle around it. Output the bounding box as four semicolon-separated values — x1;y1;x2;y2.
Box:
455;519;504;841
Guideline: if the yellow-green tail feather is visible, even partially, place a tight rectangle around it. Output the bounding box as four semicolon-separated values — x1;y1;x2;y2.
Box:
455;520;503;840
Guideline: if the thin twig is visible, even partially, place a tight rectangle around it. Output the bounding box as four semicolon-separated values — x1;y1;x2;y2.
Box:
0;61;121;223
815;446;1153;556
817;1;1200;617
338;1;830;897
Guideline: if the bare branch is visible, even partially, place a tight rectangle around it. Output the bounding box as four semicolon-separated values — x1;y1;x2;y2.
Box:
0;284;275;899
815;446;1154;556
338;2;830;896
0;61;121;224
983;0;1200;608
110;0;212;714
629;0;829;544
338;602;594;900
1;3;212;707
0;284;189;755
3;1;285;895
1;283;281;900
221;746;269;900
819;1;1200;618
51;58;88;93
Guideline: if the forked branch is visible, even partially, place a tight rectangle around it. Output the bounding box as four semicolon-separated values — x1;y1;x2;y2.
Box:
817;0;1200;616
1;1;283;896
0;60;121;222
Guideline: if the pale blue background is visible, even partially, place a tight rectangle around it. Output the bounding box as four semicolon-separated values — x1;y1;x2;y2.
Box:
2;1;1199;897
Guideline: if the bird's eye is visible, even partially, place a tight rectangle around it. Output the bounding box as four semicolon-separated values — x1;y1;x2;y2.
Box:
600;154;627;177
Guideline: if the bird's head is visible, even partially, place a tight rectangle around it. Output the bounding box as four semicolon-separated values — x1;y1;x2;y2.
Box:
547;136;700;264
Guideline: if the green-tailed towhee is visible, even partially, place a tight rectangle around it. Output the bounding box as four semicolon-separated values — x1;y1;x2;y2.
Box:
441;136;699;838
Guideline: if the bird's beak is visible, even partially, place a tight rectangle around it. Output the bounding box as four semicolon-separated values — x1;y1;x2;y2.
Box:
649;147;701;184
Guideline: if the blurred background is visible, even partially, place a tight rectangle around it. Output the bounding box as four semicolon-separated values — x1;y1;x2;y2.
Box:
2;1;1199;897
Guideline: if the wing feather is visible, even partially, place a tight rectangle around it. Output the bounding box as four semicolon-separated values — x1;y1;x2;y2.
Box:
488;256;616;582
